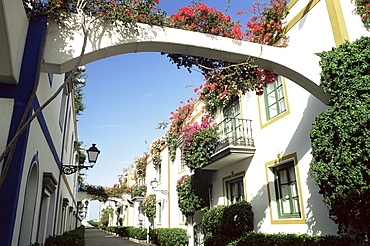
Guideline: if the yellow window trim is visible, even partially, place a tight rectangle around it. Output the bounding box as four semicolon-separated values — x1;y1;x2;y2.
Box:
257;77;290;129
178;169;186;175
264;152;306;225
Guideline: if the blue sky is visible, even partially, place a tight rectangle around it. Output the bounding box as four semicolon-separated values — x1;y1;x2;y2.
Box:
78;0;257;188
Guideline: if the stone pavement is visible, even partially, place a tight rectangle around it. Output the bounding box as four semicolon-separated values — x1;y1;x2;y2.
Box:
85;226;144;246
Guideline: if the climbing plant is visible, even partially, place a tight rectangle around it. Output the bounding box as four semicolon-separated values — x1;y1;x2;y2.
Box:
165;99;197;161
181;118;219;170
134;154;149;181
22;0;167;26
352;0;370;26
176;170;212;217
150;138;165;168
142;194;156;217
310;36;370;240
241;0;289;47
72;66;87;117
79;183;110;202
165;1;288;115
100;207;114;227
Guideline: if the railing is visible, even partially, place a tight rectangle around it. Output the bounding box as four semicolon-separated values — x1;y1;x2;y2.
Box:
215;118;254;152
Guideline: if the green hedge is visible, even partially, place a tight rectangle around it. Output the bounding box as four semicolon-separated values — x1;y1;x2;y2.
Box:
100;225;147;240
203;201;254;246
87;220;100;227
149;228;189;246
45;225;85;246
116;226;134;237
126;227;147;240
227;232;353;246
99;225;135;237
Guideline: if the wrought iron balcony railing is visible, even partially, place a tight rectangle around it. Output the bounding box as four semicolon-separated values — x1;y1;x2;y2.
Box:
215;118;254;152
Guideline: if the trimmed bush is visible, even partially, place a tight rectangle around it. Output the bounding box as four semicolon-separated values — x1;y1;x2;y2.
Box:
202;201;254;246
126;227;147;240
226;231;353;246
116;226;134;237
98;224;106;231
99;225;134;237
45;225;85;246
149;228;189;246
87;220;100;227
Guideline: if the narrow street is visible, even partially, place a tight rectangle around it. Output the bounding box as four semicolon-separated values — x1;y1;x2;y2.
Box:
85;226;144;246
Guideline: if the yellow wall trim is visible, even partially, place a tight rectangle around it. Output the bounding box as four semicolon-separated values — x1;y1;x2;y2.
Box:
287;0;299;9
284;0;321;34
325;0;349;47
284;0;349;47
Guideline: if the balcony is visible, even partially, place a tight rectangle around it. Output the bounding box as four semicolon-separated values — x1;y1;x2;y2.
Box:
203;118;256;170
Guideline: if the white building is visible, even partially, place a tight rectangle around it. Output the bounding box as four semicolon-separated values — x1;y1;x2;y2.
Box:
0;0;368;245
138;1;370;245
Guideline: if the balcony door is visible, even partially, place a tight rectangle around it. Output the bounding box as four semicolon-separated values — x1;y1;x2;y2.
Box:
223;98;242;142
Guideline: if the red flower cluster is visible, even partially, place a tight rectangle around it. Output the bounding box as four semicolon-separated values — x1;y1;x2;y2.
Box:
352;0;370;24
166;98;197;161
168;98;197;136
23;0;166;26
255;68;276;95
242;0;288;47
169;3;243;40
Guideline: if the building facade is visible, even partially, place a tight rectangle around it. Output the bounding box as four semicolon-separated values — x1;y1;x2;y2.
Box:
0;0;369;245
130;1;370;245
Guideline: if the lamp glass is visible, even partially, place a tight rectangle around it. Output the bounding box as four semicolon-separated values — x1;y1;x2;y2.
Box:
150;178;158;189
86;144;100;163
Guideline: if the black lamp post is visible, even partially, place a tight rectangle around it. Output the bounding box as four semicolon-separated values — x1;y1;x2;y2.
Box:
62;143;100;175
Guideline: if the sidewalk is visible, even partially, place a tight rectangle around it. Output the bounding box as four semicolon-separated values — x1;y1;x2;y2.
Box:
85;226;144;246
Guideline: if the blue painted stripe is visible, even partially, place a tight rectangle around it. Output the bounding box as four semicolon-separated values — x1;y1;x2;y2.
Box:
0;15;47;245
33;97;62;167
48;73;53;87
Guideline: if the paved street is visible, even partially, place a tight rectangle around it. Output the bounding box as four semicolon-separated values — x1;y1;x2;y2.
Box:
85;226;144;246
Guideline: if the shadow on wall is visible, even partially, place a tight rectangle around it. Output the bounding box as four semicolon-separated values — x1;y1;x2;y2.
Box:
305;165;338;236
249;183;269;231
284;95;329;160
49;15;149;71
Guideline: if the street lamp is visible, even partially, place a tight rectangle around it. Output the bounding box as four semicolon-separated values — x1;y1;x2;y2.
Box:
62;143;100;175
150;178;168;195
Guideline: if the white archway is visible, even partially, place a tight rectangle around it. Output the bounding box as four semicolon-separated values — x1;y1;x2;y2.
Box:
42;21;328;105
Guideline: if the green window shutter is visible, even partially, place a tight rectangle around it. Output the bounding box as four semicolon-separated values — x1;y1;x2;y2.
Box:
263;76;287;121
274;162;301;218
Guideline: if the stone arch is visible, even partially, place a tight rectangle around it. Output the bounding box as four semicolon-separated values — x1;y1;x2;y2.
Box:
42;22;329;105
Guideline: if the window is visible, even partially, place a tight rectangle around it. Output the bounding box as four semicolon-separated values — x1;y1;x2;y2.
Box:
157;202;162;224
264;76;287;120
225;177;244;204
274;161;301;218
265;153;304;223
223;98;242;139
157;164;162;183
223;97;240;119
